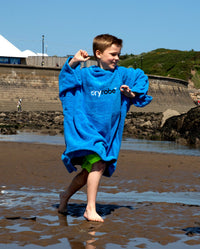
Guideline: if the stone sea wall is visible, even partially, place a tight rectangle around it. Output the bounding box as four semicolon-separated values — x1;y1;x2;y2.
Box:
0;64;61;112
0;64;196;113
130;75;195;113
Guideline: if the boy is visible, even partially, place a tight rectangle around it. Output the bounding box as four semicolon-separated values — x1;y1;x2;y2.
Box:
58;34;152;222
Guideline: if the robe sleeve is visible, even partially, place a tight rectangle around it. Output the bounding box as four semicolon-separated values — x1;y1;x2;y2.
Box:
125;68;153;107
59;56;82;101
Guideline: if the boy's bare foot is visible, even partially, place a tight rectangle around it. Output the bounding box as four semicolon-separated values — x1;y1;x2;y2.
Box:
84;209;104;222
58;192;68;215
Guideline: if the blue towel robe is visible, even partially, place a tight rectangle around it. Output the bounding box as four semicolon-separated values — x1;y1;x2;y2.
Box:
59;57;152;177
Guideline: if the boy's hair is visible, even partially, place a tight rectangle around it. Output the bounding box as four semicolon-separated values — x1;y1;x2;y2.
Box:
93;34;123;58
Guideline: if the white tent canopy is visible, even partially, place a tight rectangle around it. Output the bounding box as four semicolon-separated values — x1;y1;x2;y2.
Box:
0;34;45;58
0;34;26;58
21;49;37;57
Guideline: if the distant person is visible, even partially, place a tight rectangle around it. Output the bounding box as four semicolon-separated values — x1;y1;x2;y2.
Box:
17;99;22;112
58;34;152;222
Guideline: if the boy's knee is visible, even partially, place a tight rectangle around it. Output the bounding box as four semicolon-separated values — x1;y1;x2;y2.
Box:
81;168;89;177
92;160;106;172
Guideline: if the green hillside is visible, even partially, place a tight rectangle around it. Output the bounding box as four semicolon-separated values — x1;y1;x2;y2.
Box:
119;48;200;89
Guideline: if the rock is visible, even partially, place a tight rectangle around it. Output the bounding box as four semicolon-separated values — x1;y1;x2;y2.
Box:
176;137;187;146
0;109;199;148
161;106;200;147
0;127;17;135
123;111;163;140
0;113;6;117
140;120;152;128
54;115;63;124
161;109;180;127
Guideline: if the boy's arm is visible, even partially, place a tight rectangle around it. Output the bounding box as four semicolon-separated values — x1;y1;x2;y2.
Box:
69;50;90;68
119;67;152;107
120;85;136;98
59;51;89;99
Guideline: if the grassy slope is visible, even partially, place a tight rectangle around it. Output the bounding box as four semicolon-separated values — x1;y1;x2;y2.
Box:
119;48;200;89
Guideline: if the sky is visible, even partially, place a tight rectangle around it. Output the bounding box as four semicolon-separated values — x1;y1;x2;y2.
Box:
1;0;200;57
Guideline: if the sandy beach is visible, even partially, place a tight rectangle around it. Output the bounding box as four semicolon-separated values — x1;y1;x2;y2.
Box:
0;141;200;248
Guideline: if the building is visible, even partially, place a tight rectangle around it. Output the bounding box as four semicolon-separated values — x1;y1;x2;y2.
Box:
0;34;28;64
0;34;49;65
0;34;96;68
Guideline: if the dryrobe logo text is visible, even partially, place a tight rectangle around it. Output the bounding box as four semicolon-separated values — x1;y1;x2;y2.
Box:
91;87;117;98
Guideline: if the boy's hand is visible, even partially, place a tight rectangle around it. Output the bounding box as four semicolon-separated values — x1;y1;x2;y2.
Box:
69;50;90;68
120;85;136;98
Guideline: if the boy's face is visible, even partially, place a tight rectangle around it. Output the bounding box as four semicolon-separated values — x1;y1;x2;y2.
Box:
96;44;121;70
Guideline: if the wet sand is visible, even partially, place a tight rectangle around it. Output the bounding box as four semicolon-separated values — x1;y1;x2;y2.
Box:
0;141;200;248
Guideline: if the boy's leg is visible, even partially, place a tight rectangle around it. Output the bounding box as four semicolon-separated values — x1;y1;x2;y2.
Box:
58;169;89;214
84;160;106;222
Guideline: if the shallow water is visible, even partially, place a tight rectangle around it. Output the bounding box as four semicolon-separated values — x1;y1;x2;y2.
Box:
1;185;200;249
1;186;200;208
0;132;200;156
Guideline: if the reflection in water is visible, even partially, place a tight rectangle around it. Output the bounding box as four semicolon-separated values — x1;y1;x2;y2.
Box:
57;214;103;249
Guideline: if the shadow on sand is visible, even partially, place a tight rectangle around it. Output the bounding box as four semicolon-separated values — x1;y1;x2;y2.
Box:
53;203;134;217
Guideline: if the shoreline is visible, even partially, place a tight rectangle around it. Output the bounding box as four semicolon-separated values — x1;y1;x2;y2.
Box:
1;132;200;157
